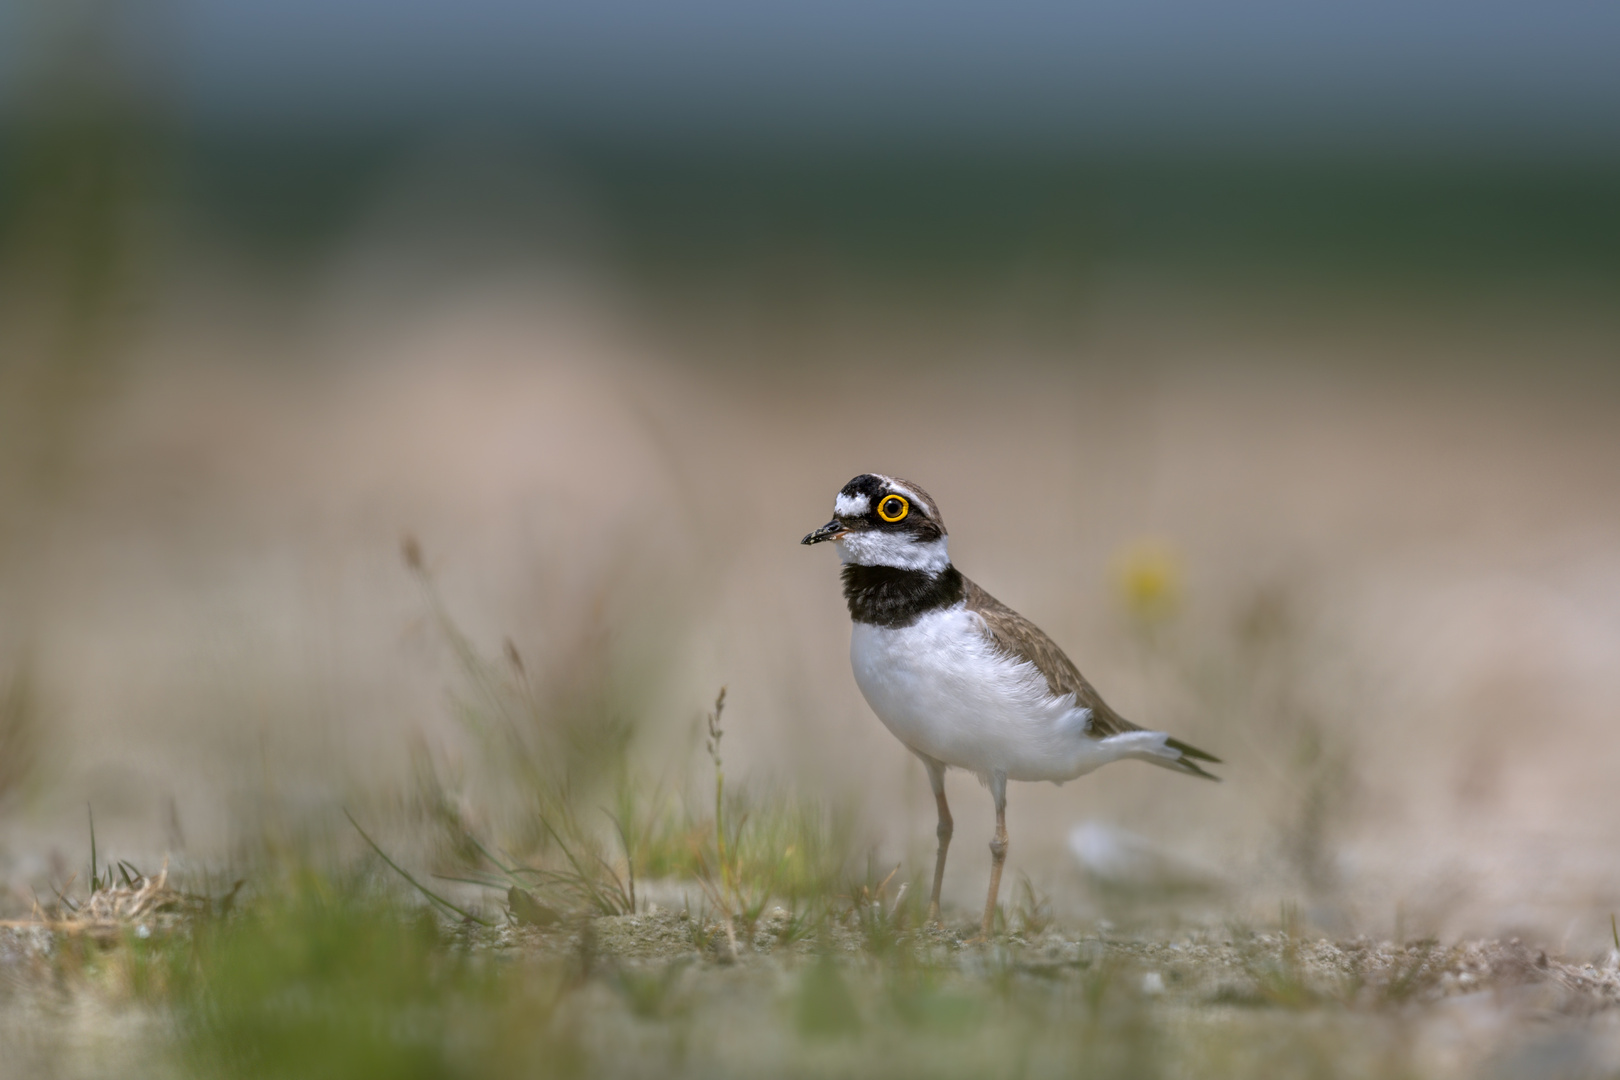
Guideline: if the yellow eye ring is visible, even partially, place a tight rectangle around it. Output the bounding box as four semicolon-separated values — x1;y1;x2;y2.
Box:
877;494;910;522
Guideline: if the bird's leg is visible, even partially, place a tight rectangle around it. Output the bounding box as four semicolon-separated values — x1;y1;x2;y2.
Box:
980;773;1009;939
923;757;952;927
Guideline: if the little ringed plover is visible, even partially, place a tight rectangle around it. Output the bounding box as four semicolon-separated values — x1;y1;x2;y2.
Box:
803;473;1220;938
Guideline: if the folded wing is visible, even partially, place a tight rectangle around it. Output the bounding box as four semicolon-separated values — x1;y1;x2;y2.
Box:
962;576;1221;781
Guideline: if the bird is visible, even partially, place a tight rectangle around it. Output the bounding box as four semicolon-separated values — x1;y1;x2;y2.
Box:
802;473;1220;938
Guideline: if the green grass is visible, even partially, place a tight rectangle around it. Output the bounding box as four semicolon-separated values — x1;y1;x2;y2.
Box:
11;731;1614;1080
158;877;581;1080
396;545;862;939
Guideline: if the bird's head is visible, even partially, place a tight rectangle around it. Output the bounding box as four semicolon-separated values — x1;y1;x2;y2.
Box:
801;473;949;572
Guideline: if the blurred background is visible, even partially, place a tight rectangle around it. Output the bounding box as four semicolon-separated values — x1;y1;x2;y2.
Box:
2;0;1618;948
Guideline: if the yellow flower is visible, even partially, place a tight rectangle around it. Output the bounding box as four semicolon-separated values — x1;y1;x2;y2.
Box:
1113;539;1183;623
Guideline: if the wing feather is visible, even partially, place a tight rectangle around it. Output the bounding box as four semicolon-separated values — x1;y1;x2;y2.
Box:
961;577;1140;737
962;577;1222;780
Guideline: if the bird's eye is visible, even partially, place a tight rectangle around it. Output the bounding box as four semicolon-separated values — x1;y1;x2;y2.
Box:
877;495;909;522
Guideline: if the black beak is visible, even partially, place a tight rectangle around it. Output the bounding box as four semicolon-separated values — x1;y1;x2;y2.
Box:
801;519;846;545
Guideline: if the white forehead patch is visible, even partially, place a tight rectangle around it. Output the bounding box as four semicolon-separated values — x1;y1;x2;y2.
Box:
836;532;950;573
834;492;870;517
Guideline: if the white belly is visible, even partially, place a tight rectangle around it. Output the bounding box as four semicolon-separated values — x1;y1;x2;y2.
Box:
849;604;1102;782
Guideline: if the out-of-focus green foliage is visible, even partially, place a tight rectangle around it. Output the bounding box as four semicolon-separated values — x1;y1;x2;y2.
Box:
0;663;41;810
161;876;580;1080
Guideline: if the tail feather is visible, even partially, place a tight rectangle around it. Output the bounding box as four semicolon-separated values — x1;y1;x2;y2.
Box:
1164;736;1221;763
1105;731;1222;782
1159;753;1221;782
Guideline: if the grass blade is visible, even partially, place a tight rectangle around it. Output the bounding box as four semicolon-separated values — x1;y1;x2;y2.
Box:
537;815;605;911
88;804;98;894
605;811;637;915
344;808;492;927
430;873;514;890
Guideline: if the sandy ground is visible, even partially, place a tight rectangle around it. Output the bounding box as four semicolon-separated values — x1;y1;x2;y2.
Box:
5;906;1620;1080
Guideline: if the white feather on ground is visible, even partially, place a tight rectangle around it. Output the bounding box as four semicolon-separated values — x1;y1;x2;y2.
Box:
1068;821;1227;896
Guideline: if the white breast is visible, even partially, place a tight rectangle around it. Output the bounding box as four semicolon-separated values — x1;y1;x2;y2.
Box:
849;604;1114;783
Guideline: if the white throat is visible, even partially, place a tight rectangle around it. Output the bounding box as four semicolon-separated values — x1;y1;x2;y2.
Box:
836;531;951;573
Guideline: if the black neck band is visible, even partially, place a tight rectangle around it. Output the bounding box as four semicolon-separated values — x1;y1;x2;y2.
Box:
841;564;964;628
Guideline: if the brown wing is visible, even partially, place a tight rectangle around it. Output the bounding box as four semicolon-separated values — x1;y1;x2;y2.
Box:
961;576;1142;738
